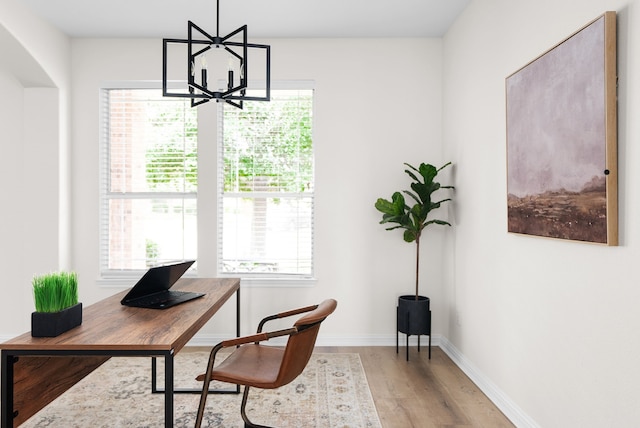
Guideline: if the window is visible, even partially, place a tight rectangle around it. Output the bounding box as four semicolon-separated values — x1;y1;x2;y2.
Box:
100;88;197;274
219;89;314;277
99;85;313;280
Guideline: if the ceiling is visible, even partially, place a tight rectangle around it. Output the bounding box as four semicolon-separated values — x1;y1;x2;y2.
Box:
22;0;470;39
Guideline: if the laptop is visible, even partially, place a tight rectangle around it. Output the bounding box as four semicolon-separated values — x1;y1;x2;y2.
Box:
120;260;204;309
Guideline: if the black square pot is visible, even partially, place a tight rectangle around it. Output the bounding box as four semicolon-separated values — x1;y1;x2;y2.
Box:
397;295;430;335
31;302;83;337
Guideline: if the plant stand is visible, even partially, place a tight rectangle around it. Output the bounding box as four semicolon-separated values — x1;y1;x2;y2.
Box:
396;295;431;361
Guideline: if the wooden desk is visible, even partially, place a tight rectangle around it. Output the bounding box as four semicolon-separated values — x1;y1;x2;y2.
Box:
0;277;240;427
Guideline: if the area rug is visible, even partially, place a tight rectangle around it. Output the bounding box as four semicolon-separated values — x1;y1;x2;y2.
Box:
21;352;382;428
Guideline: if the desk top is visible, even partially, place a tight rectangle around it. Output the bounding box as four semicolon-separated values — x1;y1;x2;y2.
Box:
0;277;240;353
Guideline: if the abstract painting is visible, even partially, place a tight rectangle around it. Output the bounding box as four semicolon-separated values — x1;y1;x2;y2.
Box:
506;12;617;245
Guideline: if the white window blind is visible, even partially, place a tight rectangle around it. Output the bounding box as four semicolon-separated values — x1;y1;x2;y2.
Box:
100;88;198;273
218;89;314;277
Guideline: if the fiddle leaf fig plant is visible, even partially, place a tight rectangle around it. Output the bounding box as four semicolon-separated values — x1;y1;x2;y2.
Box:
375;162;454;300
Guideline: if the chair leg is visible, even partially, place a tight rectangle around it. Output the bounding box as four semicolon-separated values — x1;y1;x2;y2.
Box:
194;346;222;428
194;374;213;428
240;385;273;428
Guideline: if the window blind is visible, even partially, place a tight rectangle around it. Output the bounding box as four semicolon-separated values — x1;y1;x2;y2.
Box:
100;88;198;272
218;89;314;276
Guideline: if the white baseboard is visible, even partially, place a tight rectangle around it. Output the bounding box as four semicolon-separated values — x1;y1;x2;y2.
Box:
437;336;539;428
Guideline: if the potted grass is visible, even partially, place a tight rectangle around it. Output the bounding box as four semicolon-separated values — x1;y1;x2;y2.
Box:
375;162;454;347
31;271;82;337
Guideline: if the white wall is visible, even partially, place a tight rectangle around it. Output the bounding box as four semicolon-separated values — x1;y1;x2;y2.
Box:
443;0;640;426
69;37;447;339
0;1;70;334
0;69;31;331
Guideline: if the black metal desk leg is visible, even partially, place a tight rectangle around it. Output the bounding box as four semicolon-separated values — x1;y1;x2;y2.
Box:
164;352;174;427
236;286;241;339
151;357;158;392
1;351;15;428
234;286;241;393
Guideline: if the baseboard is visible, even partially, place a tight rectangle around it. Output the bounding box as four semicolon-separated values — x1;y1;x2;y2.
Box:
438;336;539;428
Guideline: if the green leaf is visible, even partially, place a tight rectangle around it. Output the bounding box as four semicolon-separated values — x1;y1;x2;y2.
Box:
374;198;396;215
403;229;417;242
404;163;420;182
375;193;409;218
425;219;452;227
418;163;438;183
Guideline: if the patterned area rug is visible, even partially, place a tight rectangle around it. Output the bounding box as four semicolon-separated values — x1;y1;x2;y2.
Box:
21;352;381;427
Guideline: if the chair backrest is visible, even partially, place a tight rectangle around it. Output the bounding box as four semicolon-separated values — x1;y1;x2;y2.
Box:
274;299;337;386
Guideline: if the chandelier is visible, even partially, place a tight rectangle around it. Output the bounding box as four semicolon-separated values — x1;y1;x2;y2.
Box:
162;0;271;109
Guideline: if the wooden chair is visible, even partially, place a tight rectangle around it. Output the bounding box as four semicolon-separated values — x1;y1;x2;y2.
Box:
194;299;338;428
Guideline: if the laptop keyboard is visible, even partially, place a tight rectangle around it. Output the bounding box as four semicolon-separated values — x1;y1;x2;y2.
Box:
130;291;190;307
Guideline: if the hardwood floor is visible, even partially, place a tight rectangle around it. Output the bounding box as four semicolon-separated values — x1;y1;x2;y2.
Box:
317;346;515;428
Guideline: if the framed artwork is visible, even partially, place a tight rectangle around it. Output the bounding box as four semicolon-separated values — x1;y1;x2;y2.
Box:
506;12;617;245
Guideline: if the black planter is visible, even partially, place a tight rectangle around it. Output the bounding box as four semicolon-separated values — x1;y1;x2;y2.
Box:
31;302;83;337
396;295;431;360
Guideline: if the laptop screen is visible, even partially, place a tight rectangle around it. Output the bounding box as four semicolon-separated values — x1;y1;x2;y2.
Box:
121;260;195;303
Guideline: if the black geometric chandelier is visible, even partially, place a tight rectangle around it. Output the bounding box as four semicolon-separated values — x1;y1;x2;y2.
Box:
162;0;270;109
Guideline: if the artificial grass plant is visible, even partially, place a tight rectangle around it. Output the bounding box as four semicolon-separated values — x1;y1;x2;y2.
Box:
32;271;79;313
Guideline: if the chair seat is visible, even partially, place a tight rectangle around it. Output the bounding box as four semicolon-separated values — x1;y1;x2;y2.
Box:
212;344;285;389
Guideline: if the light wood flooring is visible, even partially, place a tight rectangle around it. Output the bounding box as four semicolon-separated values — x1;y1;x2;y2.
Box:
317;346;515;428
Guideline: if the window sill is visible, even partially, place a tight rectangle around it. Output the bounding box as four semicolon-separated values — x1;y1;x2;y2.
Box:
97;274;316;288
237;277;317;287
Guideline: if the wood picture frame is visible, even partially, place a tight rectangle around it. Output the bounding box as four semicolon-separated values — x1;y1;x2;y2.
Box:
506;12;617;245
